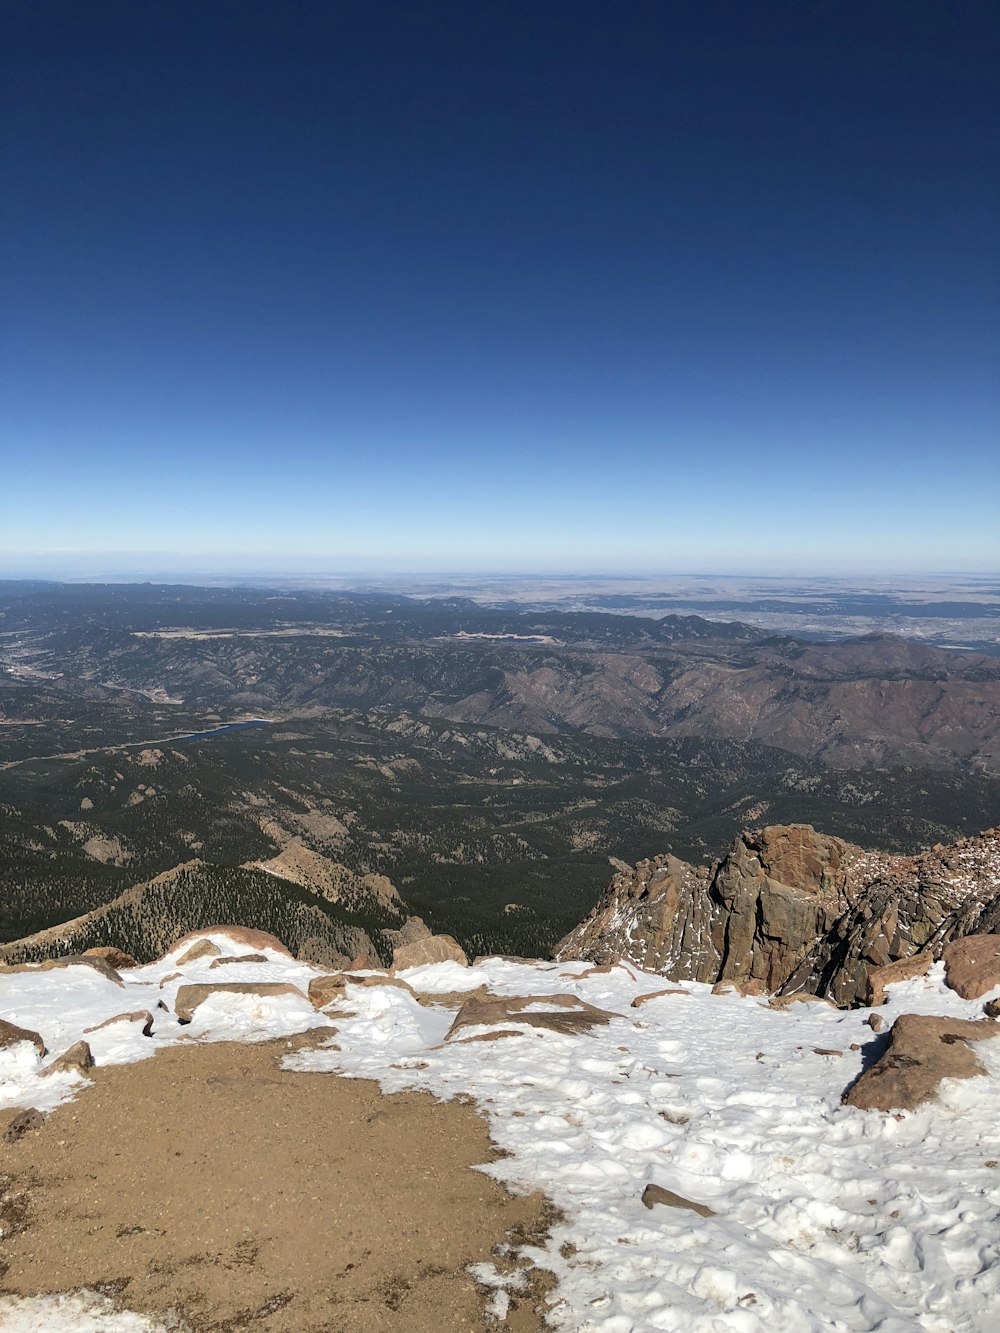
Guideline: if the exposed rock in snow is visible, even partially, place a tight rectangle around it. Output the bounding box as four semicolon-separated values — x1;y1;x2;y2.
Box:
641;1182;716;1217
173;980;308;1023
41;1040;93;1077
446;992;614;1039
0;1018;46;1058
170;924;293;960
844;1012;999;1111
174;937;221;965
0;954;125;987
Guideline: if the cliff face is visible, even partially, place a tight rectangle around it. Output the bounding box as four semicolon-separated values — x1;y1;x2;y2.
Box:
555;824;1000;1005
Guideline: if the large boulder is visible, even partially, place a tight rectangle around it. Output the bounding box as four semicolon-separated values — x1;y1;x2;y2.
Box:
942;935;1000;1000
392;933;468;970
843;1013;999;1111
173;982;308;1023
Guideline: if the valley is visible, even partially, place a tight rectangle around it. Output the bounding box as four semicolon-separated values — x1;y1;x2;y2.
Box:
2;581;999;964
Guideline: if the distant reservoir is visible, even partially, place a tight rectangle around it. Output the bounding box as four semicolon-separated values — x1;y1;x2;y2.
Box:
439;631;556;646
173;719;271;744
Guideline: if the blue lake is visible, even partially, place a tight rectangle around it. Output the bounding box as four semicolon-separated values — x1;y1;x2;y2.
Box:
174;720;271;744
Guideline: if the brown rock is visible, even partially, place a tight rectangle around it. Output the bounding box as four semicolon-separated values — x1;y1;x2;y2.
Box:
473;954;542;966
0;955;124;987
641;1183;715;1217
158;971;183;987
83;946;139;969
0;1018;47;1058
768;994;836;1010
308;972;417;1010
387;915;433;946
447;993;613;1040
173;982;308;1023
3;1108;45;1142
83;1010;154;1038
347;974;415;995
410;984;490;1010
843;1013;999;1112
813;1048;843;1057
392;934;469;971
866;1013;885;1033
632;989;689;1008
449;1029;524;1045
985;998;1000;1019
175;939;222;965
171;926;293;961
42;1041;94;1077
712;979;767;997
209;953;269;968
308;974;348;1010
866;952;933;1006
942;935;1000;1000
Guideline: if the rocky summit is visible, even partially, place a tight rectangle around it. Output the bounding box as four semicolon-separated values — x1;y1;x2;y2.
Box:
556;823;1000;1005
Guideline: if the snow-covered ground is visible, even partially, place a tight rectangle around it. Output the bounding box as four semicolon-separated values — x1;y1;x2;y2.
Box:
1;936;998;1332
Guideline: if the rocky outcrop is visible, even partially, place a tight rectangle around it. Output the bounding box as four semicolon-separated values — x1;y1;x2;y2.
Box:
843;1014;999;1111
557;825;1000;1006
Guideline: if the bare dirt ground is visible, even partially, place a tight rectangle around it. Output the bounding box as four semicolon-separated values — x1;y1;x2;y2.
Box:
0;1035;553;1332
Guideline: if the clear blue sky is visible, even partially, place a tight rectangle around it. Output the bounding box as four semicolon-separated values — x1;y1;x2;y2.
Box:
1;1;997;576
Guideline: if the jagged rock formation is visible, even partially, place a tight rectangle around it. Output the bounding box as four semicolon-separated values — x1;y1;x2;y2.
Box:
556;824;1000;1005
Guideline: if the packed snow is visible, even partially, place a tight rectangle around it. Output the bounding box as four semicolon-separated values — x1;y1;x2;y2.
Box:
0;934;998;1331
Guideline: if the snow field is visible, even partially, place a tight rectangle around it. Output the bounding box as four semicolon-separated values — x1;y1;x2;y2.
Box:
292;958;1000;1332
0;939;997;1330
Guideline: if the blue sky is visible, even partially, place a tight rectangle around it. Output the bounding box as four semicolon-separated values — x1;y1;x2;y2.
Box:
1;1;997;576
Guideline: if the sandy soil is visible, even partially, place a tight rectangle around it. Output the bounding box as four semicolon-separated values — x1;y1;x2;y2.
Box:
0;1035;552;1332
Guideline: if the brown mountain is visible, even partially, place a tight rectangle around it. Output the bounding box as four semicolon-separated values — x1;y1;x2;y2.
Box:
425;635;1000;771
